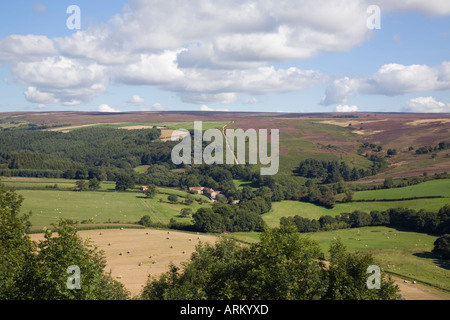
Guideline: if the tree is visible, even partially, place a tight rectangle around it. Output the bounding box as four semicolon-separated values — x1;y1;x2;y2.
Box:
88;177;100;191
387;149;397;157
138;215;152;227
144;184;157;198
1;185;129;300
115;174;134;191
183;194;194;205
343;190;354;203
75;180;88;191
192;207;223;233
0;184;33;299
433;234;450;259
325;238;400;300
179;208;193;217
168;194;178;204
383;177;394;189
22;220;130;300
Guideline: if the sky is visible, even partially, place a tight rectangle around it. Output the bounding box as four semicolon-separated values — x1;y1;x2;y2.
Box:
0;0;449;114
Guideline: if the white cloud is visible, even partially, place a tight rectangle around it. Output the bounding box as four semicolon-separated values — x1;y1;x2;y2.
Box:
404;97;450;113
98;104;121;113
200;105;230;112
1;0;450;108
335;105;359;112
24;87;59;104
0;35;56;62
13;56;108;105
244;97;259;104
62;100;82;106
152;103;166;111
115;51;185;85
128;95;145;105
322;62;450;105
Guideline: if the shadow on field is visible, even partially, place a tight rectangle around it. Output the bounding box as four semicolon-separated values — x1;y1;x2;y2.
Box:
413;251;450;270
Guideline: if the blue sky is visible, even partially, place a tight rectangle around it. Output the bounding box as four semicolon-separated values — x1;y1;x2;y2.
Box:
0;0;449;113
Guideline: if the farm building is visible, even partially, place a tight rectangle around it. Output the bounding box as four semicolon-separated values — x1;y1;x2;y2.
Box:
189;187;222;199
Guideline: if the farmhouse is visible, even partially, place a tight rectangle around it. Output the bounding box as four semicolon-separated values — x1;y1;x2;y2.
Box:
189;186;222;199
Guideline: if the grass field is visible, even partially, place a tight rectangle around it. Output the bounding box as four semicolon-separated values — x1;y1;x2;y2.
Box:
15;187;210;228
263;179;450;228
353;179;450;201
228;226;450;294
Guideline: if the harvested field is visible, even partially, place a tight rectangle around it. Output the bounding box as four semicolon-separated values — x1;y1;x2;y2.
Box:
29;229;218;297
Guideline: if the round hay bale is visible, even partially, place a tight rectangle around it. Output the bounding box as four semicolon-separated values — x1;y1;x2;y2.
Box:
119;252;123;256
170;245;174;249
117;275;122;279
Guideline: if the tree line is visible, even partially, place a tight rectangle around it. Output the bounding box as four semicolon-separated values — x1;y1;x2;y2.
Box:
294;156;387;184
415;141;450;155
280;205;450;236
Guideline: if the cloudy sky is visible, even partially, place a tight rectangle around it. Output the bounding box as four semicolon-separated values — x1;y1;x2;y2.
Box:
0;0;449;113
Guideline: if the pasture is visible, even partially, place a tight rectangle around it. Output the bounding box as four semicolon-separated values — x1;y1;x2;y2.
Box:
264;179;450;228
228;226;450;298
14;187;209;228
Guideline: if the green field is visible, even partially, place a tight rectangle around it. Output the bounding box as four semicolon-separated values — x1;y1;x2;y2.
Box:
353;179;450;201
263;179;450;228
15;188;210;228
228;226;450;293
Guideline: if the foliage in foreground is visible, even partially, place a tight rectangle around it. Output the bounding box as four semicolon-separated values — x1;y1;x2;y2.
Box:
140;227;401;300
0;185;130;300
